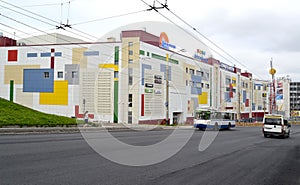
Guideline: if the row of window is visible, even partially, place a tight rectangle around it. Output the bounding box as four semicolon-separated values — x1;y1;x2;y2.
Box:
43;71;78;79
290;87;300;91
186;68;210;79
186;80;209;89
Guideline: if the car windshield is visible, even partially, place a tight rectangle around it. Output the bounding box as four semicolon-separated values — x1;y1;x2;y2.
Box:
264;118;282;125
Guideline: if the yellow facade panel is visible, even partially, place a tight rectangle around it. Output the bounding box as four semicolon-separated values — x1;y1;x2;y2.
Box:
99;64;119;71
4;65;40;84
198;92;208;104
72;48;87;68
40;81;68;105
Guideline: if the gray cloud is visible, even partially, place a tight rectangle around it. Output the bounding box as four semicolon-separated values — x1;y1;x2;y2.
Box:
195;10;300;53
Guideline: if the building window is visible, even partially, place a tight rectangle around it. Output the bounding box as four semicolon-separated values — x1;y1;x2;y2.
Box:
206;84;210;89
72;71;78;78
128;59;133;64
128;68;133;85
232;79;236;85
245;83;248;89
128;50;133;55
114;71;118;78
128;42;133;47
189;69;194;75
44;72;50;79
128;94;133;107
57;71;63;78
128;111;132;124
252;103;256;111
186;80;188;86
263;84;267;91
205;72;210;79
186;67;188;73
226;78;231;85
196;70;202;76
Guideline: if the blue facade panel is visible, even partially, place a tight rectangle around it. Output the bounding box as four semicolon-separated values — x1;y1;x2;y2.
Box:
55;52;62;57
141;64;152;85
41;52;51;57
23;69;54;92
160;64;171;81
191;74;202;95
84;51;99;56
191;75;201;83
27;53;38;57
191;87;202;95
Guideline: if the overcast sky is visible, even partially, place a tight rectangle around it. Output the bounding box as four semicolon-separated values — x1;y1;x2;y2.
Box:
1;0;300;81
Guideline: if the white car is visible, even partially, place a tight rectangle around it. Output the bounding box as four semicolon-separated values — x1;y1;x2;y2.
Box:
262;114;291;138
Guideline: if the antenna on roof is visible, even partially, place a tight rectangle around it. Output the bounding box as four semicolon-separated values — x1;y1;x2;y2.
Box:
56;1;72;29
64;1;72;28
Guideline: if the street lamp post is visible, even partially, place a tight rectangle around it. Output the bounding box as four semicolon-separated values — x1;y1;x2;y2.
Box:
165;53;169;125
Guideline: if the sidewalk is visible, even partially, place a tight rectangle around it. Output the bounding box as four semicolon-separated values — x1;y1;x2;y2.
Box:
0;124;193;134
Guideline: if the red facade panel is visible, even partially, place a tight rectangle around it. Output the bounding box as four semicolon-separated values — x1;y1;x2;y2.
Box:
8;50;18;62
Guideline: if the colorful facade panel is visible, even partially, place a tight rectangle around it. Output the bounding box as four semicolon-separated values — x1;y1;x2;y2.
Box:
65;64;79;85
198;92;208;105
8;50;18;62
23;69;54;92
4;65;40;84
72;48;87;68
39;80;68;105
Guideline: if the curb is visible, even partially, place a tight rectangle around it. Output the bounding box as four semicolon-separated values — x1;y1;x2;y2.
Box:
0;125;193;134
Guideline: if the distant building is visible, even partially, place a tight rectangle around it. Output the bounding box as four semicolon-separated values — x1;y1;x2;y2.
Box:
290;81;300;118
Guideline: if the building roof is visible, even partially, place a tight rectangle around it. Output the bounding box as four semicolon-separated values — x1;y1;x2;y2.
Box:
17;33;86;45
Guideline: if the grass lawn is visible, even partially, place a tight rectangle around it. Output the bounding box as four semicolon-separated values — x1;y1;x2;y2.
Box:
0;98;77;127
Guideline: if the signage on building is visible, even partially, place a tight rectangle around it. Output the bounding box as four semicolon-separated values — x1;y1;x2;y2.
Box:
154;89;162;94
220;62;235;73
145;88;154;93
159;32;176;50
193;49;208;62
154;75;162;84
145;83;154;88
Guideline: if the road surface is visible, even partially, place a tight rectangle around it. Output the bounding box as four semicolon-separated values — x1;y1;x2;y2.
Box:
0;125;299;185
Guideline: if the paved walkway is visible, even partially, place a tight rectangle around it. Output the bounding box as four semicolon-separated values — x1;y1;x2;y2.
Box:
0;124;193;134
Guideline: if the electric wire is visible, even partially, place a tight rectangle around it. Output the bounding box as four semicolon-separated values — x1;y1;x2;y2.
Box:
72;9;148;26
151;0;264;79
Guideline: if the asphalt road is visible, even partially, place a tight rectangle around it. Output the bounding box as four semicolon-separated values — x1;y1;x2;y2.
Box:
0;125;299;185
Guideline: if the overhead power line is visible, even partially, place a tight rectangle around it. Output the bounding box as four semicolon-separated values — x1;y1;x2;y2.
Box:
155;0;248;70
142;0;264;79
72;9;148;26
140;0;236;65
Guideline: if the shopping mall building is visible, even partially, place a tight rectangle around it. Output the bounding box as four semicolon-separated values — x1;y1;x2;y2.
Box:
0;28;290;124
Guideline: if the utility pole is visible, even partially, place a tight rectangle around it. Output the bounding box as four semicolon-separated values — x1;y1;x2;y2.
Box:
165;53;169;125
269;58;276;114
